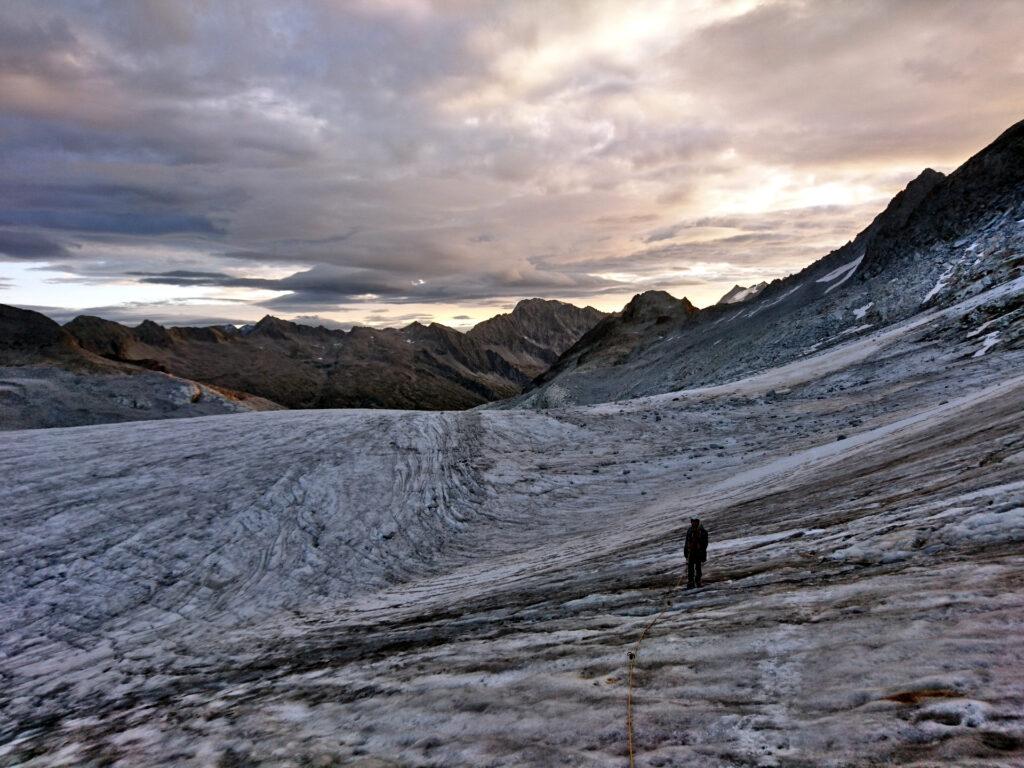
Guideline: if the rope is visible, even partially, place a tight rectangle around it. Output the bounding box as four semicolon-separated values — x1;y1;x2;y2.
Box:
625;564;690;767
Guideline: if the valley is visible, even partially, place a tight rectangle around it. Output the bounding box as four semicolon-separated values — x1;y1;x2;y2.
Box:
2;275;1022;766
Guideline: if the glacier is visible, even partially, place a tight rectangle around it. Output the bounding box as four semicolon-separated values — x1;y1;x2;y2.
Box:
2;281;1024;766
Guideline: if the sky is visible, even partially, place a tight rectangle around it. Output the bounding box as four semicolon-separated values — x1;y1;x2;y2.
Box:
0;0;1022;330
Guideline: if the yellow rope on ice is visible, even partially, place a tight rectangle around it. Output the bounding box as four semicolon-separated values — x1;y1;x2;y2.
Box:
625;565;689;767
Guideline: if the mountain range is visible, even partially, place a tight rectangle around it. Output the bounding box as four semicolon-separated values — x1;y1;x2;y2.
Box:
0;299;604;428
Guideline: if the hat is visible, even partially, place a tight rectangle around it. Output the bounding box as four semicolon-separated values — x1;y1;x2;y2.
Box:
690;517;700;523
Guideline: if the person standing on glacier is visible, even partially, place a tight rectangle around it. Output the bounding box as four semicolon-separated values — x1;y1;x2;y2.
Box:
684;517;709;588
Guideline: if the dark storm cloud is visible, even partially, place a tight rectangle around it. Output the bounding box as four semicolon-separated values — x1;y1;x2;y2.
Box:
136;262;628;308
0;178;235;239
0;181;243;214
0;230;71;261
127;270;234;282
290;315;354;330
0;211;223;236
26;300;245;327
0;0;1021;321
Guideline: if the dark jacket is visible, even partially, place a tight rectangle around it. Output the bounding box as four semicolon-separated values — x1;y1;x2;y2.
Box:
684;524;709;563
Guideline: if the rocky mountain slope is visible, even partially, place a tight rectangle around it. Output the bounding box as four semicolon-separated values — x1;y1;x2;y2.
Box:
59;298;603;412
62;313;527;411
465;298;605;377
0;299;604;426
0;303;90;368
521;120;1024;407
0;306;280;429
533;292;699;382
2;269;1022;766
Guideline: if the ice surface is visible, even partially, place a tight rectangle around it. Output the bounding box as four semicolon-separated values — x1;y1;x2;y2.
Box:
924;264;955;302
817;255;864;283
973;331;1001;357
813;255;863;295
853;301;874;319
2;281;1024;765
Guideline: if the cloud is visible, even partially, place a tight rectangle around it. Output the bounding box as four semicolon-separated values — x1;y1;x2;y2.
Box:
23;300;245;327
290;314;353;330
0;229;71;260
664;0;1024;166
291;310;439;331
0;0;1021;323
128;269;232;280
0;211;223;236
131;262;629;308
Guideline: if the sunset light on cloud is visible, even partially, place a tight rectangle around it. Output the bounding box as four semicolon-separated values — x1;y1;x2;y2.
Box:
0;0;1022;328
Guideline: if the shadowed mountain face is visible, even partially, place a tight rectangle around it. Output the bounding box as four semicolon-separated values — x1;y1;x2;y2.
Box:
522;120;1024;407
0;307;281;429
465;298;606;378
0;304;96;368
49;299;606;411
537;292;699;380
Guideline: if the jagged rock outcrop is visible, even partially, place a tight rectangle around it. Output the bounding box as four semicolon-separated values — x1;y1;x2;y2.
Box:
861;119;1024;277
466;298;606;377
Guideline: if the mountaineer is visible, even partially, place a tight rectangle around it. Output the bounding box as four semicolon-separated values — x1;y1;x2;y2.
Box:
684;517;709;588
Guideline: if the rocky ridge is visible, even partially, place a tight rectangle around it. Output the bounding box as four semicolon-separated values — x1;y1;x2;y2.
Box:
519;120;1024;407
0;306;281;429
1;298;607;425
465;298;605;377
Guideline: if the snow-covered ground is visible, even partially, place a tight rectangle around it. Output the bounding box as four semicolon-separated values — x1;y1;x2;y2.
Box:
2;301;1023;766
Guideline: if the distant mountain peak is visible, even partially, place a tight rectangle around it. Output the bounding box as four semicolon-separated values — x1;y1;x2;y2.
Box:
512;297;549;309
251;315;297;339
621;290;696;323
511;297;576;313
134;318;173;346
717;282;768;305
466;297;606;378
914;167;944;184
